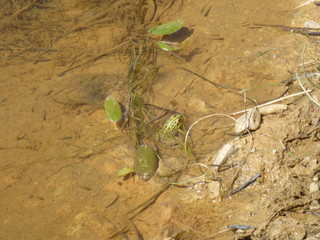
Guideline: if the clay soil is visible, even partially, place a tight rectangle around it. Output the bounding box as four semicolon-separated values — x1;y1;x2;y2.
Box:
1;0;320;239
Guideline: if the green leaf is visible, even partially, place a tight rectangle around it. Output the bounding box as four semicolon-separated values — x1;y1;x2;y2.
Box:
156;42;175;51
135;144;158;181
117;167;135;177
148;20;184;36
104;95;122;122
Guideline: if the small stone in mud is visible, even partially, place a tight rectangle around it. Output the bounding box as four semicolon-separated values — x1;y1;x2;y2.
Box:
208;181;221;202
304;20;320;29
214;141;236;166
309;182;319;193
235;108;261;134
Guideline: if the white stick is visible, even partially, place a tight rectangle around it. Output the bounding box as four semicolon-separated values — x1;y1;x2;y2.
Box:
296;73;320;107
230;90;312;116
294;0;315;9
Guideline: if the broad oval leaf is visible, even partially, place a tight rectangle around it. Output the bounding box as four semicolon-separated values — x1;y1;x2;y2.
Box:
104;95;122;122
134;144;158;181
148;20;184;36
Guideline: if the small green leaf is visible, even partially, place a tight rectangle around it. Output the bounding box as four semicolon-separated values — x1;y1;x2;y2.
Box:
148;20;184;36
156;42;175;51
117;167;135;177
156;41;181;51
135;144;158;181
104;95;122;122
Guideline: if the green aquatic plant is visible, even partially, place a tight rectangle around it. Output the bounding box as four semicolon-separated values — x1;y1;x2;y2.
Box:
117;167;135;177
148;20;184;36
134;143;158;181
104;95;123;123
148;20;186;51
155;41;181;51
103;10;193;181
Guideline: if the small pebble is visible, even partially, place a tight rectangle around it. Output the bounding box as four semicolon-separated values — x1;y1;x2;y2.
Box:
310;182;319;193
304;20;320;29
208;181;221;201
214;142;236;166
235;108;261;134
250;147;256;153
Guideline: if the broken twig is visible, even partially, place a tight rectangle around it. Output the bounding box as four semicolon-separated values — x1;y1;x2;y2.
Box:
229;173;261;196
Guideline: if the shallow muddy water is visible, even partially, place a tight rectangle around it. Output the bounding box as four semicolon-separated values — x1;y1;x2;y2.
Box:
1;0;320;239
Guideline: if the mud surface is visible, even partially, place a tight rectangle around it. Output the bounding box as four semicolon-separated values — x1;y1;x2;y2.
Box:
1;0;320;239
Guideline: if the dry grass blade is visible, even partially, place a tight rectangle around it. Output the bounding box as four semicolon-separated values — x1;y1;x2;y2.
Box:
296;44;320;107
297;72;320;106
294;0;315;9
127;183;171;219
57;41;129;77
180;67;241;90
184;114;238;154
11;0;39;18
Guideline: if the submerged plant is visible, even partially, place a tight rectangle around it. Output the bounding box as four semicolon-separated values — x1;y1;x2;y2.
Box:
104;95;123;123
155;41;181;51
117;167;135;179
148;20;188;51
102;3;194;181
148;20;184;35
134;143;158;181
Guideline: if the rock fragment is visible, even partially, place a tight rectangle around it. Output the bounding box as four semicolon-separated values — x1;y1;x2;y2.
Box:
235;108;261;134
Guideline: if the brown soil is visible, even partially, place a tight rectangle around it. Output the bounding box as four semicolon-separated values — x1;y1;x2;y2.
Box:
1;0;320;239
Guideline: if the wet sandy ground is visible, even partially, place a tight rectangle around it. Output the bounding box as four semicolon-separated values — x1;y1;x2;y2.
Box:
1;0;320;239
